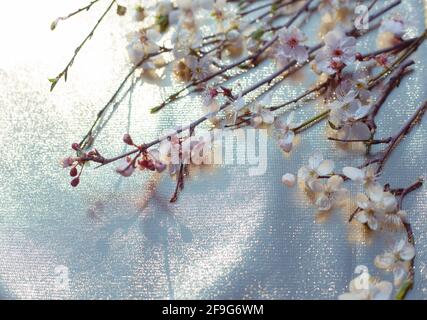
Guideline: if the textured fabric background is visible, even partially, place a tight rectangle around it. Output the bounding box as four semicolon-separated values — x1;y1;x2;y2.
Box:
0;0;426;299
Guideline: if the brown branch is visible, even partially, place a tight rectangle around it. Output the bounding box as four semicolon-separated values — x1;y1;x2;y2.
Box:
376;101;427;173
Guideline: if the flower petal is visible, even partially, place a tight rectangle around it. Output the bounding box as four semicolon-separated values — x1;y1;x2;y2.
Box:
374;253;395;270
367;183;384;203
309;152;323;170
349;122;371;140
317;159;335;176
343;167;364;182
327;175;344;190
399;242;415;261
367;216;378;230
356;193;369;209
355;210;368;224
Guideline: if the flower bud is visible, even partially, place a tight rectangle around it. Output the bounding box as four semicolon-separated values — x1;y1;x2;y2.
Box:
221;87;233;98
279;140;293;153
70;177;80;187
72;143;80;151
116;164;135;177
155;162;167;173
146;161;156;171
116;5;127;16
226;29;241;42
282;173;296;188
69;167;78;177
61;156;74;168
123;133;134;146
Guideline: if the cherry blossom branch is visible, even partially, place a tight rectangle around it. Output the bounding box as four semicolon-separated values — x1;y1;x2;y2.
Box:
327;137;392;144
77;1;402;168
77;0;304;149
390;178;424;300
240;0;299;17
269;81;329;112
149;0;316;113
291;55;414;136
365;59;415;132
50;0;103;30
347;102;426;221
358;37;418;60
49;0;116;91
293;109;331;134
234;1;406;127
375;100;427;174
368;29;427;87
79;46;172;149
204;0;300;43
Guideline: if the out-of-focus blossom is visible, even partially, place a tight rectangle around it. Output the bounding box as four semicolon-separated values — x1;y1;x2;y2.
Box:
339;265;393;300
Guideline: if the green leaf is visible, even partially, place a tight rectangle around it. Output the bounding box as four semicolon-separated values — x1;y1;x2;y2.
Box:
156;15;169;33
250;29;265;41
49;78;58;91
150;105;163;113
50;20;58;31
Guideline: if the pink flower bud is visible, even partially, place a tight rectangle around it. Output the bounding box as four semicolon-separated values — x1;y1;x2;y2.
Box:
70;167;78;177
146;161;156;171
282;173;296;188
61;156;74;168
209;87;219;98
221;86;233;97
115;157;135;177
70;177;80;187
116;164;135;177
72;143;80;151
155;162;167;173
138;159;155;171
279;140;293;153
123;133;134;146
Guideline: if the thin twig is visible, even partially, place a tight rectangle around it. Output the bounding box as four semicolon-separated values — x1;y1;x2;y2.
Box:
49;0;116;91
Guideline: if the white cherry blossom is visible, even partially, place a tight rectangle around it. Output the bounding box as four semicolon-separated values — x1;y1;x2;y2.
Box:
315;29;356;75
354;192;383;230
251;94;275;128
343;164;382;198
311;175;348;211
277;27;309;64
298;152;335;190
126;29;161;65
185;56;211;81
375;239;415;286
